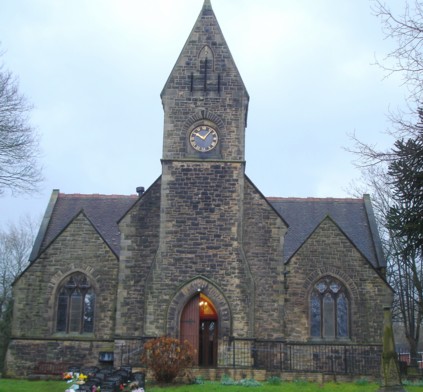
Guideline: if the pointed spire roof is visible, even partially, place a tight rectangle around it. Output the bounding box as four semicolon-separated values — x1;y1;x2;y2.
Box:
203;0;212;10
161;0;248;99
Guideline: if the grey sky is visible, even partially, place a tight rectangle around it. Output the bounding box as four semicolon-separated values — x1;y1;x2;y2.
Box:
0;0;406;228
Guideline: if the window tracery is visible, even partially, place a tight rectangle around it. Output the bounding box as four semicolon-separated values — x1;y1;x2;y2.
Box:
56;272;95;334
310;276;349;339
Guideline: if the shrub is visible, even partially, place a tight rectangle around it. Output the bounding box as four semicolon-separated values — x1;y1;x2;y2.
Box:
193;375;205;384
238;378;261;387
354;378;369;386
267;376;282;385
403;379;423;386
220;375;261;387
142;337;195;383
221;374;236;385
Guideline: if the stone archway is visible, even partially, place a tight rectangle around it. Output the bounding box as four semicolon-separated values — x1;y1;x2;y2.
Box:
166;277;231;339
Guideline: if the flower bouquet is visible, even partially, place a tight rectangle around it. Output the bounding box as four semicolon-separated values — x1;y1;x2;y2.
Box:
120;381;144;392
63;371;88;391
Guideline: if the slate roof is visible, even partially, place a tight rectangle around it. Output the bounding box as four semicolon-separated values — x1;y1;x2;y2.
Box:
34;192;137;259
268;196;384;268
31;191;384;271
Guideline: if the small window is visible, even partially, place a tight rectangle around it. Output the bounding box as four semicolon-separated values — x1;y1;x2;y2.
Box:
310;276;349;339
56;273;95;333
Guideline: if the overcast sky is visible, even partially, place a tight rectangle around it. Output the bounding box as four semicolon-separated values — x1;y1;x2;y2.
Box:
0;0;407;229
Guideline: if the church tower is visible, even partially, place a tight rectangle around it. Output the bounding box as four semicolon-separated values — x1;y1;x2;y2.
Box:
116;0;286;367
161;0;249;163
146;0;252;353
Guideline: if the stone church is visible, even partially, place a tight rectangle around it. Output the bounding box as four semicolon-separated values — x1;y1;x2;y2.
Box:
6;0;392;378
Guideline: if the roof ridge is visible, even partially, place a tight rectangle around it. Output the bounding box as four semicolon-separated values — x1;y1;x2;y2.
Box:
59;193;138;198
267;196;363;202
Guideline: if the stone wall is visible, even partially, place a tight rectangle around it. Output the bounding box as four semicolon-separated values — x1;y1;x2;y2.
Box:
7;213;119;376
161;1;249;163
5;339;114;377
144;161;254;337
115;180;161;337
242;178;287;339
12;212;119;338
284;217;391;343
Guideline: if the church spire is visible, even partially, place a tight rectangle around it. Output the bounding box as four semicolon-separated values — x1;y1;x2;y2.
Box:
161;1;249;162
202;0;212;11
161;0;248;99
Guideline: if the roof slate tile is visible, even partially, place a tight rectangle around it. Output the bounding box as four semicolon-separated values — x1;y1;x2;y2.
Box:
40;193;138;256
37;193;382;270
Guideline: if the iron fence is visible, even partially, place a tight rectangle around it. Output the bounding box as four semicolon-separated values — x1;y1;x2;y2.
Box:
116;337;153;368
115;336;382;376
222;338;382;376
283;341;382;375
396;351;423;376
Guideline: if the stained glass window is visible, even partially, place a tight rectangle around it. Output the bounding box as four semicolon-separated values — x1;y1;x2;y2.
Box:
310;277;349;339
56;273;95;334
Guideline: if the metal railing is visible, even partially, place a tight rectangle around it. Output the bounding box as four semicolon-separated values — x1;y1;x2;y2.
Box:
221;338;382;375
115;336;382;376
116;337;153;368
396;351;423;376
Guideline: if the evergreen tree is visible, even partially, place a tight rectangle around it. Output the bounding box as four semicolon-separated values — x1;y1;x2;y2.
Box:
388;108;423;259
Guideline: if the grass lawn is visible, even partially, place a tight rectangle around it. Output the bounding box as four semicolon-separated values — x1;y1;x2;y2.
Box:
2;379;423;392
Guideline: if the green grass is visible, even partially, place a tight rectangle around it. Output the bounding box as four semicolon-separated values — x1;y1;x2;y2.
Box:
2;379;423;392
0;379;65;392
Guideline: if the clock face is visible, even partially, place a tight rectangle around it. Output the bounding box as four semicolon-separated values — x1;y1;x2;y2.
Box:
189;125;219;152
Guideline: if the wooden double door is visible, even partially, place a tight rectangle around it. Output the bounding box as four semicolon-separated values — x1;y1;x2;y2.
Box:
180;293;218;367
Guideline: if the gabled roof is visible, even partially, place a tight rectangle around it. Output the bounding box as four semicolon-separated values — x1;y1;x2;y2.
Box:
30;190;385;272
268;196;385;268
30;191;137;261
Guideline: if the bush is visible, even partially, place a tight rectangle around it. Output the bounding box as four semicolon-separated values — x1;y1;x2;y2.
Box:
267;376;282;385
220;375;261;387
238;378;261;387
354;378;369;386
142;337;195;383
193;376;205;384
221;375;236;385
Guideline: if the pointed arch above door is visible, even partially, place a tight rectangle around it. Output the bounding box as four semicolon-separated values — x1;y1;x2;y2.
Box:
166;277;231;338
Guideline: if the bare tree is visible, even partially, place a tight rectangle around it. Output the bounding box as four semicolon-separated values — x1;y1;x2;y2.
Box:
0;215;37;371
0;215;37;318
372;0;423;102
348;110;423;366
349;162;423;364
0;52;42;196
346;0;423;366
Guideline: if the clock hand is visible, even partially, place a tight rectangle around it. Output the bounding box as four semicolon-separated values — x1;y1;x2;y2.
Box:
193;129;212;140
193;131;204;140
200;129;212;140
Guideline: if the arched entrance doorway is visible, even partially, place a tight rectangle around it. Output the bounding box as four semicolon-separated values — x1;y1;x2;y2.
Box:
180;293;218;367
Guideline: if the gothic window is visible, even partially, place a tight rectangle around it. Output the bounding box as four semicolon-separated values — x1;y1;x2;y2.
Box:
190;45;220;92
199;45;214;70
310;276;349;339
56;272;95;333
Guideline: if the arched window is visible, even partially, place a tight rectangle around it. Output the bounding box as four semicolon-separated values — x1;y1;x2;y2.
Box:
56;272;95;333
310;276;349;339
